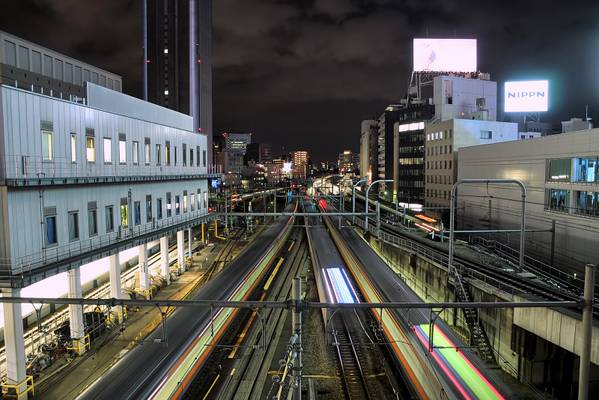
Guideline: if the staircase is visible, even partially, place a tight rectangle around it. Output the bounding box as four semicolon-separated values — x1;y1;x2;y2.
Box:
451;267;497;364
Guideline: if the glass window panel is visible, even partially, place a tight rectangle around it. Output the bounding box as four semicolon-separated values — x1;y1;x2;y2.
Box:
103;138;112;163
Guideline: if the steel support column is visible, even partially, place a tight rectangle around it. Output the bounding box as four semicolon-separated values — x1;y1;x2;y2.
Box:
160;236;170;285
2;288;27;398
67;268;86;355
138;243;150;293
109;253;124;322
177;230;185;272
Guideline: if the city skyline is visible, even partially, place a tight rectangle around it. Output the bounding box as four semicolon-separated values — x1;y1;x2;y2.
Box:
1;1;599;162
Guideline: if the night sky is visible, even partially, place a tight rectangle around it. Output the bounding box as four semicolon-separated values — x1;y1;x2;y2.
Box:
1;0;599;162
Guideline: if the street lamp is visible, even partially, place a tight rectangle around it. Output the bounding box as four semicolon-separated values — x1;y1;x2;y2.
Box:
365;179;392;232
352;178;368;224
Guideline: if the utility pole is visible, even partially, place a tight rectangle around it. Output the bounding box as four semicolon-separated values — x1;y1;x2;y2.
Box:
578;263;595;400
292;277;302;400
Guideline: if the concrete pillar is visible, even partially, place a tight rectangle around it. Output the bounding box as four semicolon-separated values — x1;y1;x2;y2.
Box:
177;230;185;272
187;228;193;259
109;253;124;323
3;288;28;398
160;236;170;285
68;268;87;355
138;243;150;293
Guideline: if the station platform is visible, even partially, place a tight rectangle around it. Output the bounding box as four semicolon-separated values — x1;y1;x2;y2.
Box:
31;229;255;400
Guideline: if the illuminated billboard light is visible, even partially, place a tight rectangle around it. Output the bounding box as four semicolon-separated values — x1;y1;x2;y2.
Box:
413;38;477;72
504;80;549;112
282;162;293;173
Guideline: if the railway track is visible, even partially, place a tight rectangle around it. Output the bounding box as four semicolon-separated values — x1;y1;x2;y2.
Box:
341;195;591;311
331;312;373;400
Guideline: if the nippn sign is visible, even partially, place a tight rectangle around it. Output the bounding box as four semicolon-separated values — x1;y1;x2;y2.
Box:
504;80;549;112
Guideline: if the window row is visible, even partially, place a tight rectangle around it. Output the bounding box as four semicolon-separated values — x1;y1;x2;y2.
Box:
548;157;599;183
426;144;453;156
3;39;120;90
40;123;207;168
546;189;599;217
427;175;452;185
426;129;453;141
43;189;207;247
426;188;450;200
427;160;452;170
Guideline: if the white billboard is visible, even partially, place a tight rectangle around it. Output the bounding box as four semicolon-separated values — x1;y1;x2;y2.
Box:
504;80;549;112
413;39;477;72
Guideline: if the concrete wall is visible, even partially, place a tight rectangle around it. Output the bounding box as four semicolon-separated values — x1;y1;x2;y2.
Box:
0;30;121;91
365;233;599;395
433;76;497;121
457;129;599;270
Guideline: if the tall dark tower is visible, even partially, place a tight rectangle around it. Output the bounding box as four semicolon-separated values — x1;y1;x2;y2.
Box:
143;0;213;164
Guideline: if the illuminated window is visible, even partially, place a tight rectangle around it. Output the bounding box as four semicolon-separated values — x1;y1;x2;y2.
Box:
132;141;139;165
197;189;201;209
42;129;53;161
175;195;180;215
164;89;169;96
163;48;168;54
548;159;571;182
119;134;127;164
144;138;151;164
86;136;96;163
103;138;112;163
190;193;195;211
183;191;188;213
120;198;128;228
166;192;172;217
70;134;77;163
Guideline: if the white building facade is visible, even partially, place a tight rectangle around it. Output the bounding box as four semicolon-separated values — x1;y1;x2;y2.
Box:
0;82;216;394
457;129;599;271
425;119;518;209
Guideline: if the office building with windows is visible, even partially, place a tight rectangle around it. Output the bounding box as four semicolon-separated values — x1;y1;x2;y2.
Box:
424;119;518;212
457;128;599;271
144;0;213;164
0;34;215;391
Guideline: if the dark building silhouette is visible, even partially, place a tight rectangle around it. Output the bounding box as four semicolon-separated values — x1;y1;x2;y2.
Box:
144;0;213;163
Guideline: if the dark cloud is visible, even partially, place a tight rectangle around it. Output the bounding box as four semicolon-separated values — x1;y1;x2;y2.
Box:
2;0;599;162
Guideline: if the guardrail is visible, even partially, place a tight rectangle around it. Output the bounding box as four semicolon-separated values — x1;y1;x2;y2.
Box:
0;211;215;279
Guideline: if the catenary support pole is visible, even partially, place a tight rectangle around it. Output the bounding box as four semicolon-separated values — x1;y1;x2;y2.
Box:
578;263;595;400
292;277;302;400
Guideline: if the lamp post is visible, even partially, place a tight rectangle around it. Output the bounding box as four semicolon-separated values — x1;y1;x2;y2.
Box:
352;178;368;224
365;179;392;232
